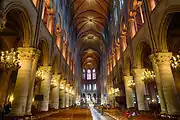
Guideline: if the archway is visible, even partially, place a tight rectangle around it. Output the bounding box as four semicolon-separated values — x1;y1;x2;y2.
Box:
166;12;180;100
0;6;32;109
135;41;159;112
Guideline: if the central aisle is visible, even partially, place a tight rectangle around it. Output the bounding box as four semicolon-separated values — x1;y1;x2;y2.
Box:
40;107;114;120
90;107;114;120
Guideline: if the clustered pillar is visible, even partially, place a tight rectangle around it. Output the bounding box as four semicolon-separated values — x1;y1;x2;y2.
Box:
11;48;36;116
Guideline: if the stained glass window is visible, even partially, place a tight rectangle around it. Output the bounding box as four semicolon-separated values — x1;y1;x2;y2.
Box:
87;69;91;80
82;69;86;79
92;69;96;79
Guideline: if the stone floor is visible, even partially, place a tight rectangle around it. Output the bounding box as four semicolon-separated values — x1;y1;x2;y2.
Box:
39;107;114;120
39;108;92;120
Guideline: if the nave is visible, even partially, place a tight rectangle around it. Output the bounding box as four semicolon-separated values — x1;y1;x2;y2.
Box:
40;108;114;120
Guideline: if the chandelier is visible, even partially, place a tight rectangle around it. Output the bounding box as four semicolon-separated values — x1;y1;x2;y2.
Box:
50;79;57;88
128;80;135;89
142;69;155;82
171;54;180;69
0;48;20;70
36;70;44;82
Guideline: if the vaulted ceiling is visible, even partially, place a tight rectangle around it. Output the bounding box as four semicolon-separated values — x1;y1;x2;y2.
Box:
71;0;110;68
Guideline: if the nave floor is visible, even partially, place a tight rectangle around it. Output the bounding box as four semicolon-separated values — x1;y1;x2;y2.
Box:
40;107;114;120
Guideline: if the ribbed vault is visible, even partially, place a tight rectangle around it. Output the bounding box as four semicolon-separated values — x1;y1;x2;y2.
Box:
71;0;110;68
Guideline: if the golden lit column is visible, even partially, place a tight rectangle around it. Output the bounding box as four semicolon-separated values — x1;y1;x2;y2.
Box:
47;9;55;34
65;84;70;108
149;54;167;114
124;76;134;108
150;53;180;115
128;14;136;39
69;86;73;107
50;75;60;109
133;68;149;111
149;0;156;11
60;79;66;108
38;66;52;111
25;49;40;115
11;48;36;116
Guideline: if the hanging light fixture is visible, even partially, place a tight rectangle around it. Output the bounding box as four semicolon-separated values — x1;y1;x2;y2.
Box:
142;69;155;82
36;70;44;82
0;48;20;70
50;79;57;88
171;54;180;69
128;80;135;89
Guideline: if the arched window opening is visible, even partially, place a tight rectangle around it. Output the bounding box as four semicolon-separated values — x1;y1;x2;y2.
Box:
119;0;124;9
87;69;91;80
92;69;96;80
82;69;86;79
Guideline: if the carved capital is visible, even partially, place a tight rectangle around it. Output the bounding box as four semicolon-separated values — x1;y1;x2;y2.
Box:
17;47;37;60
0;9;7;31
124;76;133;82
149;52;172;65
34;49;41;62
38;66;52;75
52;74;61;82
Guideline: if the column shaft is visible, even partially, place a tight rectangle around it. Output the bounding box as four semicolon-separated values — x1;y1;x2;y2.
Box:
152;53;180;115
65;92;69;107
11;48;35;116
149;54;167;114
133;68;149;111
25;49;40;115
38;66;52;111
50;75;60;109
124;76;134;108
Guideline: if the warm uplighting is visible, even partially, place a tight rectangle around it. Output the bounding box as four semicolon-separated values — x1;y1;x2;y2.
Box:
142;69;155;82
32;97;35;102
9;94;14;103
171;54;180;69
0;48;20;70
128;80;135;89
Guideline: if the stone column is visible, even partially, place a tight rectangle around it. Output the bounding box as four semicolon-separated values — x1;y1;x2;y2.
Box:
65;84;70;108
25;49;40;115
128;15;136;39
124;76;134;108
69;86;72;107
133;68;149;111
50;75;60;109
149;54;167;114
60;79;66;108
47;9;55;34
150;52;180;115
11;48;36;116
59;89;65;108
38;66;52;111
